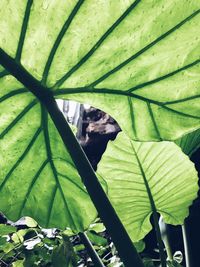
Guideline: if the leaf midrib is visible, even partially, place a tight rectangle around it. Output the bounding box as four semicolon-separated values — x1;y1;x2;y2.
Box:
130;142;157;216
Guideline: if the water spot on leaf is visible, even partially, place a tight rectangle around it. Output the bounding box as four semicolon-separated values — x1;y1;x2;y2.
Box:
42;0;50;10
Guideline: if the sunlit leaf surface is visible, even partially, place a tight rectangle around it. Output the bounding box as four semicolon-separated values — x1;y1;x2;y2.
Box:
0;0;200;141
97;132;198;241
0;0;199;229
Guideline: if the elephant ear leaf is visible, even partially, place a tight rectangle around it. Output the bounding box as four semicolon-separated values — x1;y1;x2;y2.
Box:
175;128;200;157
0;0;199;231
0;1;200;142
97;132;198;241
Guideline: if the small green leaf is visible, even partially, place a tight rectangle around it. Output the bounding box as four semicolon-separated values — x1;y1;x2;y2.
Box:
0;236;7;246
1;242;15;253
12;260;24;267
12;229;29;244
89;222;106;233
97;132;198;241
62;228;75;237
24;217;38;228
0;224;17;235
86;231;108;247
73;243;85;252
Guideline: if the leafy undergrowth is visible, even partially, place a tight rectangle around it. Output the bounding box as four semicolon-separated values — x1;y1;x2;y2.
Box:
0;216;121;267
0;215;184;267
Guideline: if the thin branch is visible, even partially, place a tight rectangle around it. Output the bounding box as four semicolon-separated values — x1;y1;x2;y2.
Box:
79;232;105;267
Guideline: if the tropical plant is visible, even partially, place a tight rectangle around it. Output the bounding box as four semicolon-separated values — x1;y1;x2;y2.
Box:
0;0;200;266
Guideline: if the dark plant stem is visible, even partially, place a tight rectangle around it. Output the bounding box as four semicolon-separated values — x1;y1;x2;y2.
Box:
182;224;192;267
152;212;167;267
79;232;105;267
0;48;144;267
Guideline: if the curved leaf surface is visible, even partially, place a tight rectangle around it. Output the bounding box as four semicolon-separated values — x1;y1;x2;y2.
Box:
0;79;96;231
0;0;200;141
175;128;200;156
97;132;198;241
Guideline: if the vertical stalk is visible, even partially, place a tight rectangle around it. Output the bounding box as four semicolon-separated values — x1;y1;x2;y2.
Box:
152;212;167;267
163;234;173;262
159;218;173;261
182;224;192;267
79;232;105;267
0;49;144;267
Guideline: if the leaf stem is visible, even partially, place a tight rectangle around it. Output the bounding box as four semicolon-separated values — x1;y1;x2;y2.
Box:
79;232;105;267
163;233;173;262
152;212;167;267
182;223;192;267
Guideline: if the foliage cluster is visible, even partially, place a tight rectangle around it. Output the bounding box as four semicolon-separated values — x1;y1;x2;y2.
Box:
0;1;200;266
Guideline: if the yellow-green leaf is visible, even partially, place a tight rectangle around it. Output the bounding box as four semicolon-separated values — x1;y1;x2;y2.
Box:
97;132;198;241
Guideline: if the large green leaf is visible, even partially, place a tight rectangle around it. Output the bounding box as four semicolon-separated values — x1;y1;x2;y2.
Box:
97;132;198;241
0;0;200;141
0;0;199;237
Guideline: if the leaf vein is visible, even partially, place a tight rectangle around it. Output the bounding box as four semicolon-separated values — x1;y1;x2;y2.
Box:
127;59;200;92
146;102;161;140
0;99;38;139
15;0;33;62
0;127;42;193
0;88;28;104
18;159;49;218
42;0;85;85
54;0;141;88
89;9;200;87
